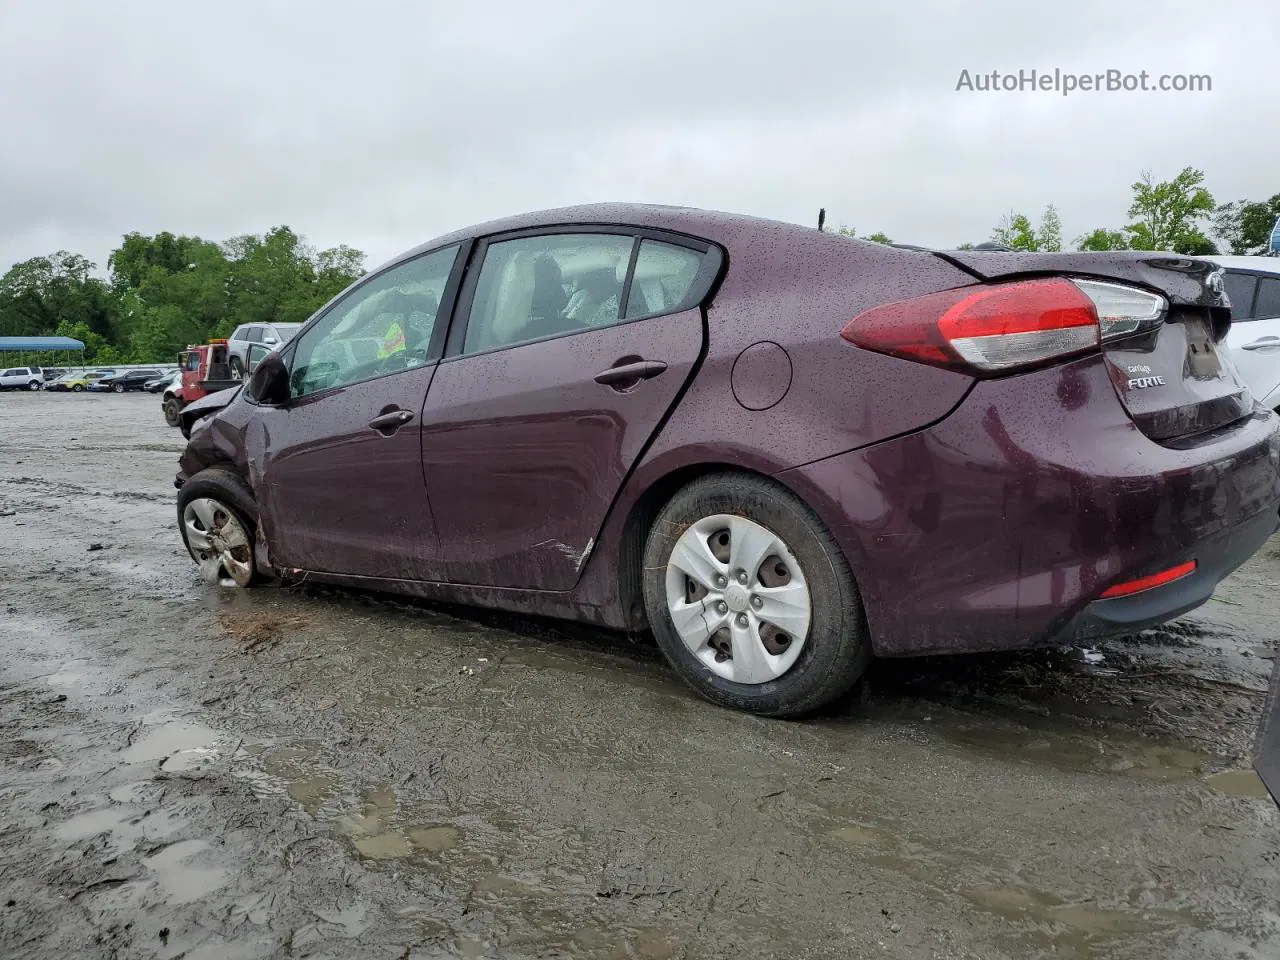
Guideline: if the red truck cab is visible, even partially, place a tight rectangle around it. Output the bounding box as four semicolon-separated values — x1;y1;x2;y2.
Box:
162;340;240;428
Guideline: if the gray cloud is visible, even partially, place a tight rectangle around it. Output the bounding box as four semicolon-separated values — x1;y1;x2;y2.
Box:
1;0;1273;273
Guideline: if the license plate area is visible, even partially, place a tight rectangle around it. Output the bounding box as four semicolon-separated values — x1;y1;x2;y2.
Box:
1185;315;1223;380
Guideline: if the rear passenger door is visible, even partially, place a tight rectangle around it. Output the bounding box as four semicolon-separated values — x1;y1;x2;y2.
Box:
1225;272;1280;407
421;230;722;590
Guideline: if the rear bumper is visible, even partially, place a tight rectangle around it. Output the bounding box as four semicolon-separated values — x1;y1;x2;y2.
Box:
780;354;1280;657
1057;505;1278;642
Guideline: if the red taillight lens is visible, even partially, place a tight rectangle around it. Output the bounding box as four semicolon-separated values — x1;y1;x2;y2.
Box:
1099;560;1197;599
841;278;1101;376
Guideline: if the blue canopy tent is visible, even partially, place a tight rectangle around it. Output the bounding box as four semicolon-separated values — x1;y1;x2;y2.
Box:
0;336;86;368
1268;216;1280;256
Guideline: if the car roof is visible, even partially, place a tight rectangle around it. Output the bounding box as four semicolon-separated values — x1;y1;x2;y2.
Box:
1202;255;1280;274
392;203;817;267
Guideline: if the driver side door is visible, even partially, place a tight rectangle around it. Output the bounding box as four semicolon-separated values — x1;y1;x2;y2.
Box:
251;243;466;582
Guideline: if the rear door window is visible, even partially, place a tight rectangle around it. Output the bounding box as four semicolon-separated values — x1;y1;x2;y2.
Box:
1224;272;1257;320
1254;278;1280;320
624;240;706;319
461;233;635;354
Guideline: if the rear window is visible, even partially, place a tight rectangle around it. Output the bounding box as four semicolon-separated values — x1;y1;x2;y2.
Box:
1255;278;1280;320
1224;272;1257;320
624;240;705;319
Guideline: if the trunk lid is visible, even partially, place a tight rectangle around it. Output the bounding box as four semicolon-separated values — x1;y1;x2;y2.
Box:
937;251;1253;442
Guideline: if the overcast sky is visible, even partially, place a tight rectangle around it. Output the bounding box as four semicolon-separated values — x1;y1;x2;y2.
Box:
1;0;1274;274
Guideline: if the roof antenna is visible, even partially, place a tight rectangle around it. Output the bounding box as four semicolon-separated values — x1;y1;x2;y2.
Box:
817;208;827;232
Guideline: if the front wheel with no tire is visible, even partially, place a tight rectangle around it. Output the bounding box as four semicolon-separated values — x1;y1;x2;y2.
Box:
177;469;262;588
642;473;871;718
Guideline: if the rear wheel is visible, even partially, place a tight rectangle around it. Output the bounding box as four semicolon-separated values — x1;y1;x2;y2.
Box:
71;384;84;393
229;357;245;380
112;382;125;393
177;469;261;588
163;396;183;427
642;473;871;717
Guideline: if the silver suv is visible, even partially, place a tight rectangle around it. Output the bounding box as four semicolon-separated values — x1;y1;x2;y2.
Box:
0;366;43;391
226;322;303;378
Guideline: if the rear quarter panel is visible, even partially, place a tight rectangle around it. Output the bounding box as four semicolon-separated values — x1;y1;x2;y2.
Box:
646;225;980;471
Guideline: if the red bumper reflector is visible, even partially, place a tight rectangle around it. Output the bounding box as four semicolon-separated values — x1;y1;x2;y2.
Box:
1099;560;1197;599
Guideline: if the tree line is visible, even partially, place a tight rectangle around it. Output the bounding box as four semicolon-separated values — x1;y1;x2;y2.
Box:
4;167;1276;364
840;166;1279;256
0;227;366;364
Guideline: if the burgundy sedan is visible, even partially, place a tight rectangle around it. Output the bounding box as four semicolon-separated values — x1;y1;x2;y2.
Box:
175;204;1280;716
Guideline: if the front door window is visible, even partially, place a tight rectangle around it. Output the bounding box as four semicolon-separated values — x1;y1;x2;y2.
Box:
289;246;459;398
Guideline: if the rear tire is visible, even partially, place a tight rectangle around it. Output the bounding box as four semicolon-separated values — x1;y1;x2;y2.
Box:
112;382;125;393
27;380;41;391
163;397;183;427
641;472;871;718
229;357;245;380
177;468;262;588
72;384;83;393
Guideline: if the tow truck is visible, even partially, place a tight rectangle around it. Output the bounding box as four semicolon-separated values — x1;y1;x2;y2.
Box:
161;339;242;429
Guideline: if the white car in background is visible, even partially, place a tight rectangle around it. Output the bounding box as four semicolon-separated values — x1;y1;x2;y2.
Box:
0;365;44;390
226;322;303;378
1209;256;1280;411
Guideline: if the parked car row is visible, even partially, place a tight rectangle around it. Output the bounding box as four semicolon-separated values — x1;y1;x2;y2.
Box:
0;365;178;393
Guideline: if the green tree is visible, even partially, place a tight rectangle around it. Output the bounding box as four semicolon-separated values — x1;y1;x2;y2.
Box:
101;227;366;362
1075;228;1130;251
0;252;118;341
991;205;1060;252
220;227;364;334
1213;195;1280;254
835;226;892;244
1123;167;1215;252
108;233;232;361
4;227;367;362
1038;204;1063;252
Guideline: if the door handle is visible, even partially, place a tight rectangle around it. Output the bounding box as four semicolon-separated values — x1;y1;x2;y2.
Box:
368;409;414;432
594;360;668;387
1242;338;1280;351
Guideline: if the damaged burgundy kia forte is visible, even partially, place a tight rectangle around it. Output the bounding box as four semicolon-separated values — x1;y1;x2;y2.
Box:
175;204;1280;716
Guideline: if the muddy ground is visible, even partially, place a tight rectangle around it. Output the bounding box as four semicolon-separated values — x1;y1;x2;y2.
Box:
0;392;1278;960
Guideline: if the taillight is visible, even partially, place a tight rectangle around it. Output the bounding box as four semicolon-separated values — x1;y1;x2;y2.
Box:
841;278;1100;376
1070;279;1167;341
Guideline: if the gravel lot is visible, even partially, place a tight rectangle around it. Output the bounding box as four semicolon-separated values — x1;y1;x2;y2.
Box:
1;391;1278;959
